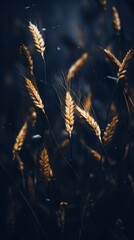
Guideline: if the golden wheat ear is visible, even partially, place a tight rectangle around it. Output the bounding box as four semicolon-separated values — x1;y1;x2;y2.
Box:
64;91;75;137
117;49;134;80
25;77;45;113
39;148;53;181
112;6;121;34
67;53;88;81
103;49;121;67
20;44;33;75
13;121;28;159
103;115;119;145
29;22;45;58
76;105;102;142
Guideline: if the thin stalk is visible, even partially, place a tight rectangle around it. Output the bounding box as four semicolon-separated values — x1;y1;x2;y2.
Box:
0;161;48;239
43;112;81;182
104;80;119;129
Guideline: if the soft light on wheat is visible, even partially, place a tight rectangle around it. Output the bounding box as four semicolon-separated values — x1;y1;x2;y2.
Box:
65;91;75;137
39;148;53;181
25;77;45;113
76;105;101;142
29;22;45;58
67;53;88;81
13;121;28;159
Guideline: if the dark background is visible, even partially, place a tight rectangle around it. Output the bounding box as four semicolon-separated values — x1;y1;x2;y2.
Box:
0;0;134;240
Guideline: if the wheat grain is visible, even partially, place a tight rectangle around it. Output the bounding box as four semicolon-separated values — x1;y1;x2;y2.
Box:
104;49;121;67
29;22;45;58
65;91;75;137
20;44;33;75
39;148;53;181
76;105;101;141
67;53;88;81
112;6;121;34
13;121;28;159
117;49;134;80
25;77;45;113
103;116;119;145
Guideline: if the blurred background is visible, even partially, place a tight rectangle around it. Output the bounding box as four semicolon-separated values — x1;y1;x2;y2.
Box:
0;0;134;239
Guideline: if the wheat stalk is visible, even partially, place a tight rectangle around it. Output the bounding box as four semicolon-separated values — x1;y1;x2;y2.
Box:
13;121;28;159
39;148;53;181
29;22;45;58
104;49;121;67
20;44;33;75
117;49;134;80
67;53;88;81
103;115;119;145
76;105;101;142
112;6;121;34
65;91;75;137
25;77;45;113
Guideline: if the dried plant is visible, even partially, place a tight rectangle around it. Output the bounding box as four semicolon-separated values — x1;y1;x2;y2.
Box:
25;77;45;113
104;49;121;67
39;148;53;181
103;116;119;145
90;149;103;162
112;6;121;34
117;49;134;80
20;44;33;75
29;22;45;58
59;139;69;148
67;53;88;81
84;92;92;112
81;139;104;163
29;107;37;127
56;202;68;233
13;121;28;159
76;105;102;142
65;91;75;137
99;0;107;10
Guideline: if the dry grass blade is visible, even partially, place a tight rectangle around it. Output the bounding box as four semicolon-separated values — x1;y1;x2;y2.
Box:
39;148;53;181
29;22;45;58
103;115;119;145
20;44;33;75
13;121;28;159
117;49;134;80
25;78;45;113
84;92;92;112
65;91;75;137
112;6;121;34
67;53;88;81
104;49;121;67
76;105;101;142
